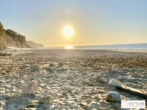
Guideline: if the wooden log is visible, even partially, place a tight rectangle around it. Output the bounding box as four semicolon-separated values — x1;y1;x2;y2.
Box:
116;85;147;99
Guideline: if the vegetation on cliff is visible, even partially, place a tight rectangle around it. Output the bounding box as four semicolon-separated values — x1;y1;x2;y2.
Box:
0;22;7;49
6;29;28;48
0;22;28;49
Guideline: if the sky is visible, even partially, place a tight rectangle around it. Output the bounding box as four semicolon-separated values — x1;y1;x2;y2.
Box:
0;0;147;47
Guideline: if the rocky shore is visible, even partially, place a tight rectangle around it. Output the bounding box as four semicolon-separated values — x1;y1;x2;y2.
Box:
0;49;147;110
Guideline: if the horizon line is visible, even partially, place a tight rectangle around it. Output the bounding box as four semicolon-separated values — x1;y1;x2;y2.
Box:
43;42;147;47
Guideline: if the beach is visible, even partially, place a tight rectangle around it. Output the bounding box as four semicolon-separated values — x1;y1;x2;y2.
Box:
0;49;147;110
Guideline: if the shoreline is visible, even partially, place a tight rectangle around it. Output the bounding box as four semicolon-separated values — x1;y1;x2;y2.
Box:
6;47;147;55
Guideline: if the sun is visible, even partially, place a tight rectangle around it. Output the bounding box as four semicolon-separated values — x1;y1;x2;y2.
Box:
63;25;74;38
65;45;73;49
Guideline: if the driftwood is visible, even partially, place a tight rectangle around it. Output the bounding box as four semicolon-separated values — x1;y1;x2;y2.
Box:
116;85;147;99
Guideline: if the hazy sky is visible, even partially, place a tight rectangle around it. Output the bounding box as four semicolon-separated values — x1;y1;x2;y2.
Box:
0;0;147;47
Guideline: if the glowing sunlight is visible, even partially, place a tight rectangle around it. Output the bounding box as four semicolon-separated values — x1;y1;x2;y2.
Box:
65;45;73;49
63;25;74;38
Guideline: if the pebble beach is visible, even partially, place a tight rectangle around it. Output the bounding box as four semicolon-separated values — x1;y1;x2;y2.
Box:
0;49;147;110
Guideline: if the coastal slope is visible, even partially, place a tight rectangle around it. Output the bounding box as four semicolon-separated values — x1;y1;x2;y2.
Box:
0;22;44;49
0;22;7;49
26;41;44;48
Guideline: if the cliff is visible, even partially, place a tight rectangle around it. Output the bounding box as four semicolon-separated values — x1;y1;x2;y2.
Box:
5;29;28;48
0;22;44;49
26;41;44;48
0;22;7;49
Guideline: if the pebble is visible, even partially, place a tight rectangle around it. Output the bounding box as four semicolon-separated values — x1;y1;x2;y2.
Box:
122;67;129;71
90;101;99;110
117;76;124;80
38;95;53;105
22;80;38;94
58;62;64;67
144;74;147;78
99;77;108;83
131;73;141;77
80;102;91;110
124;75;132;80
46;66;55;73
6;97;33;109
106;91;121;102
31;64;41;70
21;64;30;69
95;72;101;78
109;79;122;87
112;64;119;72
49;63;55;67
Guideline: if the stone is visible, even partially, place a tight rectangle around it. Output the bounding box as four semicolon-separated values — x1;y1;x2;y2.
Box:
58;62;64;67
130;68;137;72
20;64;30;69
112;64;119;72
86;67;92;70
50;104;59;110
22;80;38;94
131;73;140;77
87;62;92;67
143;71;147;75
80;102;91;110
99;77;108;83
90;72;95;77
31;64;41;70
11;93;21;99
112;102;121;109
0;90;5;95
6;97;33;109
90;101;99;110
26;104;36;108
109;79;122;87
0;94;11;100
56;67;67;73
47;66;55;73
21;94;36;100
49;63;55;67
38;95;53;105
122;67;129;71
144;74;147;78
35;94;42;100
17;58;24;61
18;108;28;110
95;72;101;78
124;75;132;80
106;91;121;102
117;76;123;80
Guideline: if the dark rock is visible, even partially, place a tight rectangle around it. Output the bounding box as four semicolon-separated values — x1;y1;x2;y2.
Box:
26;104;36;108
49;63;55;67
106;91;121;102
58;62;64;67
46;67;55;73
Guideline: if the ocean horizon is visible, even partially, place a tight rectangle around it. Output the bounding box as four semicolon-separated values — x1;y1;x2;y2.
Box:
7;43;147;50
